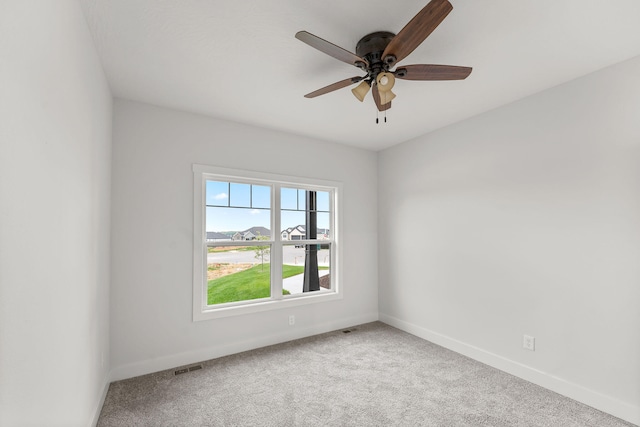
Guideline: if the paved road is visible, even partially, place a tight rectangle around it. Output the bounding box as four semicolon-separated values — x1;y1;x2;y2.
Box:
208;245;330;266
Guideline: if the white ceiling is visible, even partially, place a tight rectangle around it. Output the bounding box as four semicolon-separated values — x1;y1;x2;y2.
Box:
80;0;640;151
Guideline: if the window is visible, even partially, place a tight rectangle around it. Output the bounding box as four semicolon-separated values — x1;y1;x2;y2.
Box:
193;165;342;321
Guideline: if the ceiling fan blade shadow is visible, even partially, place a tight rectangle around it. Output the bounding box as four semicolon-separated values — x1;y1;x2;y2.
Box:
296;31;368;68
304;76;364;98
382;0;453;66
372;82;392;111
395;64;472;80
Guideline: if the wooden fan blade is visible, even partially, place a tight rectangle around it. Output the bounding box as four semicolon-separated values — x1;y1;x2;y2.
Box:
304;76;364;98
296;31;368;68
382;0;453;66
395;64;472;80
372;82;392;111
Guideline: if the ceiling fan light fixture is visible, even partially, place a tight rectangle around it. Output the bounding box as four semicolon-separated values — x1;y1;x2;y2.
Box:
296;0;472;113
376;72;395;92
351;80;371;102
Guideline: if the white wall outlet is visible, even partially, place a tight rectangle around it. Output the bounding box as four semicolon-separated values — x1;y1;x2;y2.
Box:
288;315;295;326
523;335;535;351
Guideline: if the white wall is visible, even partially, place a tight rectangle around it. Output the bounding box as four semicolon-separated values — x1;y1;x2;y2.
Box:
378;55;640;424
110;99;378;379
0;1;112;426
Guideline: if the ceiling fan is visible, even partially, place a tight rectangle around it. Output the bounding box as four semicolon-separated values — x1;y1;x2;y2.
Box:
295;0;472;112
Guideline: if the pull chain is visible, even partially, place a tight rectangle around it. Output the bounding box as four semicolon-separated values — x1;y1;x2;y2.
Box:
375;106;389;124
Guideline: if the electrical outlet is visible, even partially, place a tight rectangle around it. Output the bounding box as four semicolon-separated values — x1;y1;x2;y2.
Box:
523;335;535;351
288;315;295;326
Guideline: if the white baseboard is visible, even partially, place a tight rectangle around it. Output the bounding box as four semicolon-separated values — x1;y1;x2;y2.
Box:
110;312;378;382
91;373;111;427
379;313;639;426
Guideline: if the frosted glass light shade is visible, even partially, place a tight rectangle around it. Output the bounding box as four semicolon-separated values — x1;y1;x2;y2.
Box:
376;72;395;92
379;89;396;104
351;81;370;102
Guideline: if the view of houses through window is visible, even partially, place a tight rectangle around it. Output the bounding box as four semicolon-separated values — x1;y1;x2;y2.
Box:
205;179;333;306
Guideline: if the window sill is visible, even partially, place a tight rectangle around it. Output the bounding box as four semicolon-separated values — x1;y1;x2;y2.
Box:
193;290;342;321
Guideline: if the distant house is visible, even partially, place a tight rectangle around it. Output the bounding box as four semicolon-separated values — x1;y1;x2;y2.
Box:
206;231;231;243
232;226;270;241
244;226;270;240
281;225;329;240
281;225;305;241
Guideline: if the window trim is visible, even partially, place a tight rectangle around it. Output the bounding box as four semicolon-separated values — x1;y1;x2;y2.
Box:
192;164;343;321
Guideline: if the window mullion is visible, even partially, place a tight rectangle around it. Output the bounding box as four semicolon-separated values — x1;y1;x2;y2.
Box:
271;184;283;300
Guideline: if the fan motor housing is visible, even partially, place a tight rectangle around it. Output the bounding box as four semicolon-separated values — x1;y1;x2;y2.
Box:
356;31;395;72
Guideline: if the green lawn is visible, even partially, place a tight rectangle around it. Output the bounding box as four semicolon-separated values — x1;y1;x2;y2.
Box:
208;264;301;305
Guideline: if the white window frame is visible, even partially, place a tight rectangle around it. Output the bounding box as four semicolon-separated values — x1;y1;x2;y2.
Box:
193;164;343;321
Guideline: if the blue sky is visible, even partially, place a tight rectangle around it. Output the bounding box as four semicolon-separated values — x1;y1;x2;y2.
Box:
206;180;330;234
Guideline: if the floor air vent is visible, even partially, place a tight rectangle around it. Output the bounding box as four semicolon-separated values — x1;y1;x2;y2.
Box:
174;364;203;375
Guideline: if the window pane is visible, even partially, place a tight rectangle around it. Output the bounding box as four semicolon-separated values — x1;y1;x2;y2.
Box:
207;245;272;305
317;212;330;238
281;211;305;239
281;187;297;210
282;244;331;295
229;183;250;207
252;185;270;209
281;188;331;240
316;191;330;212
206;207;271;239
206;180;229;206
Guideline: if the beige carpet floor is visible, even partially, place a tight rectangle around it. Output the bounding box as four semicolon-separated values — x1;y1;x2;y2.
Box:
97;322;636;427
